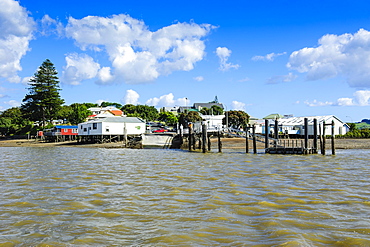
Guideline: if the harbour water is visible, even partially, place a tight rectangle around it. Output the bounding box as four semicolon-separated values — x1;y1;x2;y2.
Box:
1;147;370;246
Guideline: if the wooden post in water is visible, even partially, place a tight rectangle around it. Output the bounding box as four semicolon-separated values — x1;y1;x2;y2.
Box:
202;124;207;153
331;120;335;155
313;119;318;154
208;135;211;151
322;121;326;155
188;124;192;151
274;119;279;146
218;131;222;153
253;124;257;154
246;125;249;153
304;118;308;154
265;119;269;149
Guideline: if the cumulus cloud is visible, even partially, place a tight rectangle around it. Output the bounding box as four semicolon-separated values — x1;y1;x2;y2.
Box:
146;93;188;107
40;14;64;37
252;52;286;61
238;77;251;82
231;100;246;111
65;14;214;84
0;0;35;83
288;29;370;87
122;89;140;105
304;90;370;107
4;99;21;107
62;53;101;85
193;76;204;81
267;72;297;84
216;47;240;71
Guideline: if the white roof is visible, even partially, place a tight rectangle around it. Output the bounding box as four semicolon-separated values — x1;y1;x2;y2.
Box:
85;117;145;124
274;115;345;126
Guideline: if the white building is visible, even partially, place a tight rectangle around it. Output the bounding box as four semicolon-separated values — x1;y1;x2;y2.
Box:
258;115;349;136
78;117;145;136
201;114;225;131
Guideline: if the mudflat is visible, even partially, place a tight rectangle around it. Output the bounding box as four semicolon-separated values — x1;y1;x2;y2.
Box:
1;138;369;149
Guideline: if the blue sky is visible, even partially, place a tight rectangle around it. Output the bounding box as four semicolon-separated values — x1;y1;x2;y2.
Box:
1;0;370;122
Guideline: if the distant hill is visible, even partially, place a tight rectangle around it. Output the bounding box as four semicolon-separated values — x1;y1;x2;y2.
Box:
355;121;370;129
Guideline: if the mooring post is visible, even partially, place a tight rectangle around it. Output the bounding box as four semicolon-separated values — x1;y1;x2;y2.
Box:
331;120;335;155
304;118;308;154
188;124;192;151
274;119;279;147
218;130;222;153
313;119;318;154
253;124;257;154
202;124;207;153
322;121;326;155
208;135;211;151
246;125;249;153
264;119;269;149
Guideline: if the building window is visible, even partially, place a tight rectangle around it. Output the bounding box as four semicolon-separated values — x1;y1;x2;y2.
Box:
83;128;87;132
93;123;97;129
106;128;109;132
72;129;78;133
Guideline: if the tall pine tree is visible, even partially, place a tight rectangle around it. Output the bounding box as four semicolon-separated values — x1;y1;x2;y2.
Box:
22;59;64;127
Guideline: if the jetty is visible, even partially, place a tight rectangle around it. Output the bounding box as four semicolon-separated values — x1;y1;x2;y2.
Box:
182;118;335;155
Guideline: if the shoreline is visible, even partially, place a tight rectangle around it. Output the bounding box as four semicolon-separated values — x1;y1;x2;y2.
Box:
1;137;369;149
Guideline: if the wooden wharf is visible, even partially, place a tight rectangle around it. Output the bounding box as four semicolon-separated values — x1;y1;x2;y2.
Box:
183;118;335;155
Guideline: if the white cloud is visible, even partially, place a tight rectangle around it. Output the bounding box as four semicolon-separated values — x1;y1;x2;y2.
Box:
193;76;204;81
231;100;246;111
62;53;101;85
304;90;370;107
65;15;214;84
216;47;240;71
353;90;370;106
252;52;286;61
122;89;140;105
4;99;20;107
267;72;297;84
0;0;35;83
238;77;251;82
96;99;107;106
288;29;370;87
145;93;188;107
40;15;64;37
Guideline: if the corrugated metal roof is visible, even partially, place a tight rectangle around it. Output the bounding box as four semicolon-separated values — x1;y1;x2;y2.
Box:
55;125;78;129
87;117;145;124
276;115;343;125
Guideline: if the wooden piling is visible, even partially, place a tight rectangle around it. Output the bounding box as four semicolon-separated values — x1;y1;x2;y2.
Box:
304;118;308;154
246;125;249;153
313;119;318;154
218;131;222;153
253;125;257;154
331;120;335;155
188;125;192;151
322;121;326;155
264;119;269;149
202;124;207;153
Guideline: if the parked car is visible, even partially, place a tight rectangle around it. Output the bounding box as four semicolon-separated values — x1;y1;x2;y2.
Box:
152;128;167;133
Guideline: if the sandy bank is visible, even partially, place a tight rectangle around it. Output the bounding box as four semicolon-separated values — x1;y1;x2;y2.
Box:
1;137;369;149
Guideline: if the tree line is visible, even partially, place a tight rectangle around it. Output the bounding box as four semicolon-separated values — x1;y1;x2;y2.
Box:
0;59;250;137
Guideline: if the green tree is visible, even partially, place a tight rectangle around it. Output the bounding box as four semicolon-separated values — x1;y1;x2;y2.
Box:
158;112;178;125
121;104;158;121
199;105;224;115
22;59;65;127
0;107;33;135
178;111;203;126
100;102;123;109
0;117;12;136
224;110;250;128
68;103;92;124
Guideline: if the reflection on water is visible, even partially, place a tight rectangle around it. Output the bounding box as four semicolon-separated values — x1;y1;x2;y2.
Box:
1;147;370;246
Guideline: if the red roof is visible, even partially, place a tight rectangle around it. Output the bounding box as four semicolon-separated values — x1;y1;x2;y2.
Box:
109;110;123;116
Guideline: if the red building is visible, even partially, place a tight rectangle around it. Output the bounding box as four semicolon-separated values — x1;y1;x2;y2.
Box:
44;125;78;141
